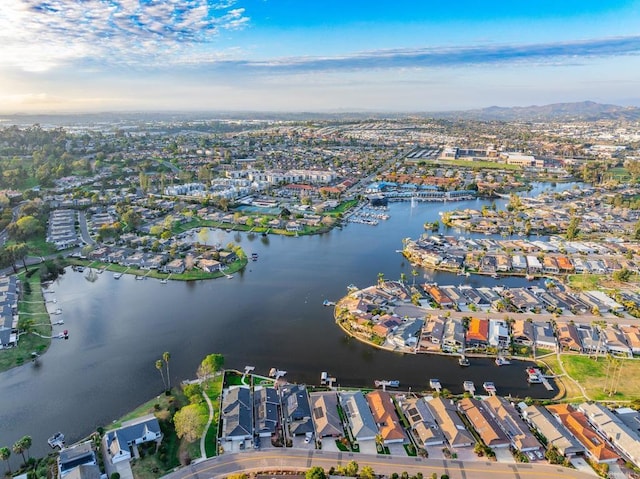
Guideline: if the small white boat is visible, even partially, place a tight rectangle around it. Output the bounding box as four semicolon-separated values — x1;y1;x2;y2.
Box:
483;382;496;394
463;381;475;393
458;355;470;367
429;378;442;390
374;380;400;388
495;356;511;366
113;273;122;279
160;279;168;284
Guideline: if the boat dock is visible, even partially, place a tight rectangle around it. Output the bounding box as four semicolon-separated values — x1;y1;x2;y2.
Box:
429;378;442;392
463;381;475;394
527;368;554;391
483;381;497;395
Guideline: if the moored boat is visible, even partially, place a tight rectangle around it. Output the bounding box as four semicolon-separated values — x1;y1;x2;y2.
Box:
458;355;470;367
48;432;65;449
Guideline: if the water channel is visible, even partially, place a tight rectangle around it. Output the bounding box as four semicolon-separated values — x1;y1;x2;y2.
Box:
0;182;578;457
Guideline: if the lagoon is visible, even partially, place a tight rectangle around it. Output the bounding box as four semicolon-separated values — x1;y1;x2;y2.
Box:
0;182;576;458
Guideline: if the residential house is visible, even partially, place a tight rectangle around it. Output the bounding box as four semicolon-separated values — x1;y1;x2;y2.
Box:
620;325;640;355
103;415;163;465
465;317;489;349
254;386;279;438
366;390;406;445
483;395;541;452
488;319;510;349
59;442;97;478
426;397;474;448
523;405;584;457
442;318;465;353
221;386;253;443
164;258;185;274
423;284;454;308
511;319;534;346
578;403;640;466
542;256;559;274
390;318;424;349
218;251;237;264
198;258;222;273
601;327;632;357
534;321;557;351
340;391;378;442
309;392;343;438
280;384;314;436
400;397;445;447
556;322;582;352
547;404;619;464
458;398;510;448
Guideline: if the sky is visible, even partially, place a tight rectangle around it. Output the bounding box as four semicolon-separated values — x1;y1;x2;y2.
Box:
1;0;640;113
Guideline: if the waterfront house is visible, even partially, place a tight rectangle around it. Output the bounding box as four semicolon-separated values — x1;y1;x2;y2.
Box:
280;384;314;436
542;256;559;274
218;250;237;264
547;404;619;463
164;258;185;274
221;386;253;443
465;317;489;349
584;291;624;313
511;254;527;272
103;415;162;465
458;397;510;448
400;397;445;447
555;255;574;273
483;395;541;452
59;442;97;478
511;319;534;346
372;315;401;337
505;288;539;312
390;318;424;349
533;321;557;351
366;390;406;445
488;319;510;349
421;315;446;346
198;258;222;273
556;322;582;352
309;392;343;438
340;391;379;442
523;405;585;457
254;386;279;438
426;397;474;448
526;255;542;273
442;318;465;353
554;292;589;314
578;403;640;466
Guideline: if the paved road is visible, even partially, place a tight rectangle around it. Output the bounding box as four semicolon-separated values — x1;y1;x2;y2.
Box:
77;210;95;245
162;449;597;479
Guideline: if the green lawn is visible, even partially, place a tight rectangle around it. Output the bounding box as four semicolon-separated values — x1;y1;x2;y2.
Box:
0;270;51;372
561;355;640;401
567;274;603;291
203;375;223;458
418;159;522;171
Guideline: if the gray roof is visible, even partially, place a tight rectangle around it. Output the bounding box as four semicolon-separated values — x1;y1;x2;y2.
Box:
340;391;378;441
59;442;96;474
525;405;584;456
254;387;279;436
105;415;161;452
579;403;640;464
222;386;252;439
310;392;343;438
281;384;311;421
64;465;101;479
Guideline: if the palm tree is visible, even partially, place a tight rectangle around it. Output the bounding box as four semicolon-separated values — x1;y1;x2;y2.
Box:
155;359;166;391
377;272;384;287
20;436;31;460
400;272;407;285
411;269;418;287
0;447;11;474
163;351;171;391
12;440;25;466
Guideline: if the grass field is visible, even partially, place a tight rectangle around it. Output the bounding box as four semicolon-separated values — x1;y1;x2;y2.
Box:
560;354;640;401
418;159;522;171
0;270;52;372
567;274;604;291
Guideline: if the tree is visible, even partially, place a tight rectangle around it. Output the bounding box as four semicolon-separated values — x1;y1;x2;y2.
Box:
344;460;359;477
14;216;43;240
565;216;580;240
156;359;167;391
400;272;407;285
0;446;11;474
613;268;632;282
19;436;31;460
197;353;224;382
411;269;418;287
359;466;375;479
377;272;385;287
11;440;25;466
306;466;326;479
6;243;29;272
173;404;208;442
163;351;171;390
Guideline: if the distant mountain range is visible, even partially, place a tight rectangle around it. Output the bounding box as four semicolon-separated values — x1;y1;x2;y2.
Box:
430;101;640;121
2;101;640;125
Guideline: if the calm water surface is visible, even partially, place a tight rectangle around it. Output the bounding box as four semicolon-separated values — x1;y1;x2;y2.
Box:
0;184;576;457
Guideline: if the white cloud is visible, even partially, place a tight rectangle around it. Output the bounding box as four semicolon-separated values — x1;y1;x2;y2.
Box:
0;0;250;71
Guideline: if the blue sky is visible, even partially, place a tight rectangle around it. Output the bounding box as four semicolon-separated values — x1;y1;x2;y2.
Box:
1;0;640;112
